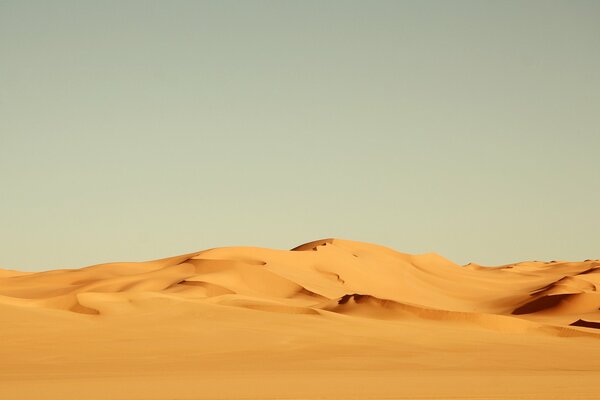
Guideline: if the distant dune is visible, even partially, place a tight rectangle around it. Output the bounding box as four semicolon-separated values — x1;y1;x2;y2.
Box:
1;239;600;399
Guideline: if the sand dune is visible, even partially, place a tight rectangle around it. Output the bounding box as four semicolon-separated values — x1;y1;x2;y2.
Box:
1;239;600;399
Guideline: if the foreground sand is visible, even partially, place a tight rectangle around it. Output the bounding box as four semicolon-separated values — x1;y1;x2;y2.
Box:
1;239;600;399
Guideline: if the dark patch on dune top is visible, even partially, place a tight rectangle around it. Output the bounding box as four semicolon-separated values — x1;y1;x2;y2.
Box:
291;239;335;251
570;319;600;329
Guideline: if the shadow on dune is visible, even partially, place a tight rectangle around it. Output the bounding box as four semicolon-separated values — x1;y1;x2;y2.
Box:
570;319;600;329
512;294;571;315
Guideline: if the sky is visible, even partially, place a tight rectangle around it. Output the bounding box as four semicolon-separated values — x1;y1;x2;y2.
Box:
1;0;599;271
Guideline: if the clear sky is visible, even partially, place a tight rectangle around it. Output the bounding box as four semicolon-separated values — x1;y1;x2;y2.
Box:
1;1;599;271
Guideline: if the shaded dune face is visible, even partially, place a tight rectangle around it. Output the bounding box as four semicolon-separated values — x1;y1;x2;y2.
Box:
1;239;599;336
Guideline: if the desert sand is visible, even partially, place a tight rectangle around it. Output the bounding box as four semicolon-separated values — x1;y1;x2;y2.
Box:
1;238;600;399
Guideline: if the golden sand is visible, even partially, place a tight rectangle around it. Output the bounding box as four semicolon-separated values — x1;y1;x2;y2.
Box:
1;239;599;399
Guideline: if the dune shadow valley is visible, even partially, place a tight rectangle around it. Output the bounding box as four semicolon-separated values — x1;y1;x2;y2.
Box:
2;238;600;400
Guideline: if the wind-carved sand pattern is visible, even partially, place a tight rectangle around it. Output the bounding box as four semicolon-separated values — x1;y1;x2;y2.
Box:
2;239;600;399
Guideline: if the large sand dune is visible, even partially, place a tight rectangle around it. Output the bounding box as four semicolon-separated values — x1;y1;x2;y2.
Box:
1;239;600;399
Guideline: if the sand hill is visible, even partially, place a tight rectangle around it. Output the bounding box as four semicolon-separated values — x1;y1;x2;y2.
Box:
1;238;600;399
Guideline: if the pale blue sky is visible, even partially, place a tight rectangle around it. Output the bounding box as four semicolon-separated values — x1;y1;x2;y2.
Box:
1;1;599;271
